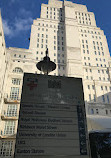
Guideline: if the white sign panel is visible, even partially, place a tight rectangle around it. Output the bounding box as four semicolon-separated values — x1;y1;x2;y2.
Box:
14;74;89;158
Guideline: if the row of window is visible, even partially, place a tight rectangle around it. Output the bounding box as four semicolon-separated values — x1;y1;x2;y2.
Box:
13;60;26;63
47;7;63;12
101;86;111;91
90;108;111;115
80;29;101;35
94;51;104;56
96;64;107;67
14;54;26;58
54;46;64;51
83;50;104;56
95;58;105;62
89;94;110;103
37;44;48;49
93;41;102;45
75;11;90;17
54;53;65;57
87;85;111;91
85;69;108;74
81;34;101;39
37;27;64;34
38;22;64;29
37;38;48;44
85;75;109;81
37;33;48;38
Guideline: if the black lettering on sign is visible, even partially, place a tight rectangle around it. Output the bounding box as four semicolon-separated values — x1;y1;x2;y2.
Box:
48;80;61;89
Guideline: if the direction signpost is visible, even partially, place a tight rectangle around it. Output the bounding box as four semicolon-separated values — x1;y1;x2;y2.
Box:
14;74;90;158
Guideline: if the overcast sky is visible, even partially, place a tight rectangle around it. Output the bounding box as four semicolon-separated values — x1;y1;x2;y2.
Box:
0;0;111;54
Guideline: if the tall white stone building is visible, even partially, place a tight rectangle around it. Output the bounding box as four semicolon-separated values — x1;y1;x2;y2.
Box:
0;0;111;157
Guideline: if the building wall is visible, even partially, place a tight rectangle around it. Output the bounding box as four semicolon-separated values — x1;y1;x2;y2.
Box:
0;0;111;157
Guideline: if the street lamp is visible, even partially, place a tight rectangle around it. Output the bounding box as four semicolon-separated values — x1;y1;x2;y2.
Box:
36;48;56;75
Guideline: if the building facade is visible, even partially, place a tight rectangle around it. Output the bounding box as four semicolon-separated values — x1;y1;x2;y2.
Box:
0;0;111;157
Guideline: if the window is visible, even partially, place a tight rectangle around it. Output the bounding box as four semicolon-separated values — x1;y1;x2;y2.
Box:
92;85;95;90
12;67;23;73
94;95;96;102
102;95;105;102
62;47;64;51
105;86;107;91
14;54;16;57
107;95;110;103
91;109;94;114
6;104;17;117
4;121;15;135
24;55;26;58
41;44;43;48
89;94;91;101
10;87;19;100
0;141;13;157
12;78;21;85
54;46;56;50
37;44;39;48
88;85;90;89
96;109;99;114
106;109;108;115
101;86;103;90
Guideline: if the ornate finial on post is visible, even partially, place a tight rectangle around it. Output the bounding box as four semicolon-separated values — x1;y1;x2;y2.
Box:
36;48;56;75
